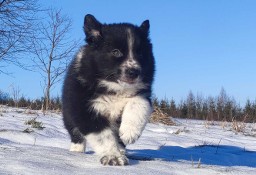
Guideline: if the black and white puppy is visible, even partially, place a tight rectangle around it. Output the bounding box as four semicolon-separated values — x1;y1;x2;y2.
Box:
62;14;155;166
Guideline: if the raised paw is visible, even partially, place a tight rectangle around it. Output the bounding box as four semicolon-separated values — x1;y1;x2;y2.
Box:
119;124;141;145
100;155;129;166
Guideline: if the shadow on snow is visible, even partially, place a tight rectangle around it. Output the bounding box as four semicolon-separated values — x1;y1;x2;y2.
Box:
1;137;255;167
127;145;256;167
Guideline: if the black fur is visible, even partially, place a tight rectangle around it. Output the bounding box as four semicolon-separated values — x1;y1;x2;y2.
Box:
62;14;155;146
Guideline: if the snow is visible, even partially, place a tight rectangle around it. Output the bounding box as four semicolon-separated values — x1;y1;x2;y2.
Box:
0;105;256;175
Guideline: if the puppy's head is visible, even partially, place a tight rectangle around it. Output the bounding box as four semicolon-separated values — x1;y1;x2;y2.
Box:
83;14;155;91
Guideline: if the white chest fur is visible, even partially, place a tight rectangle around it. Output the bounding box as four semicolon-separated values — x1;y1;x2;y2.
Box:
90;95;130;121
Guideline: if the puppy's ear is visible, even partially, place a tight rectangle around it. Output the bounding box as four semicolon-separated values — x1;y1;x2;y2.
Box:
140;20;150;36
84;14;102;44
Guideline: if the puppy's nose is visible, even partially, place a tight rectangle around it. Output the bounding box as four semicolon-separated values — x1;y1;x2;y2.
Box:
125;68;140;79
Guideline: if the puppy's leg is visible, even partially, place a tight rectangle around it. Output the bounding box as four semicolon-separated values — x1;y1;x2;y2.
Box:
69;127;86;152
86;128;129;166
118;138;126;155
119;96;152;145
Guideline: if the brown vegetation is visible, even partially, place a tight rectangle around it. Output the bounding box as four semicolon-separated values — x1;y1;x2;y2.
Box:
150;106;175;125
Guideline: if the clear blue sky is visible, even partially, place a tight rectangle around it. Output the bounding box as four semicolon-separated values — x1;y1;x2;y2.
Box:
1;0;256;106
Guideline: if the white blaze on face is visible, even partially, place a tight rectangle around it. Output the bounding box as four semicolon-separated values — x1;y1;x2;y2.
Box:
125;29;140;69
127;29;134;61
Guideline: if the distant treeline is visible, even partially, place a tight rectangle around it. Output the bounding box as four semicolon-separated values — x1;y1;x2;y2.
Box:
0;90;61;110
1;88;256;122
153;88;256;123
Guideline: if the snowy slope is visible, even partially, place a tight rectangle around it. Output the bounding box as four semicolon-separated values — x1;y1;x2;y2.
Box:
0;105;256;175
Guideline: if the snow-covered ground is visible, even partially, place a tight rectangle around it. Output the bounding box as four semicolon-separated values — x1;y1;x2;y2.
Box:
0;105;256;175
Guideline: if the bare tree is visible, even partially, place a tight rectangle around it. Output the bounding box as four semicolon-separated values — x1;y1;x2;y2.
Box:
0;0;39;72
9;84;21;107
31;8;79;110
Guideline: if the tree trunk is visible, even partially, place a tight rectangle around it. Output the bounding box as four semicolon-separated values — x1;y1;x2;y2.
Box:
44;58;52;111
44;85;50;111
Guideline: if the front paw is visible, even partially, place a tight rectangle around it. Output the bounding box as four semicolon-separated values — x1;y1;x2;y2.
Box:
100;155;129;166
119;124;141;145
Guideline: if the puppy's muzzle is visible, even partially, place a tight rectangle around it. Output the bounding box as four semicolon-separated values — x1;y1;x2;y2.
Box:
119;68;141;84
125;68;140;80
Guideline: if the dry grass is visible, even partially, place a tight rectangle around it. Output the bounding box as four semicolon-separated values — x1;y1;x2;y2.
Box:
191;155;202;168
232;120;246;133
23;109;38;115
231;115;248;133
23;128;34;133
218;115;256;137
25;118;45;130
150;107;175;126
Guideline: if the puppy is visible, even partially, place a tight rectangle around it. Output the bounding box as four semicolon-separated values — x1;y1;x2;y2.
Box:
62;14;155;166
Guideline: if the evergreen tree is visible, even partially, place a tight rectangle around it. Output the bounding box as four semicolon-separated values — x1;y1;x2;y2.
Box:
160;99;169;114
217;88;227;121
187;91;196;118
169;98;177;117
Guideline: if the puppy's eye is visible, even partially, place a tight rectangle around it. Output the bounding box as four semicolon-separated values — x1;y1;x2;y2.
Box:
111;49;123;58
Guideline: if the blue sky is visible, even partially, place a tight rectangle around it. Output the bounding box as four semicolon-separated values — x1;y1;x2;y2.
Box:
1;0;256;105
